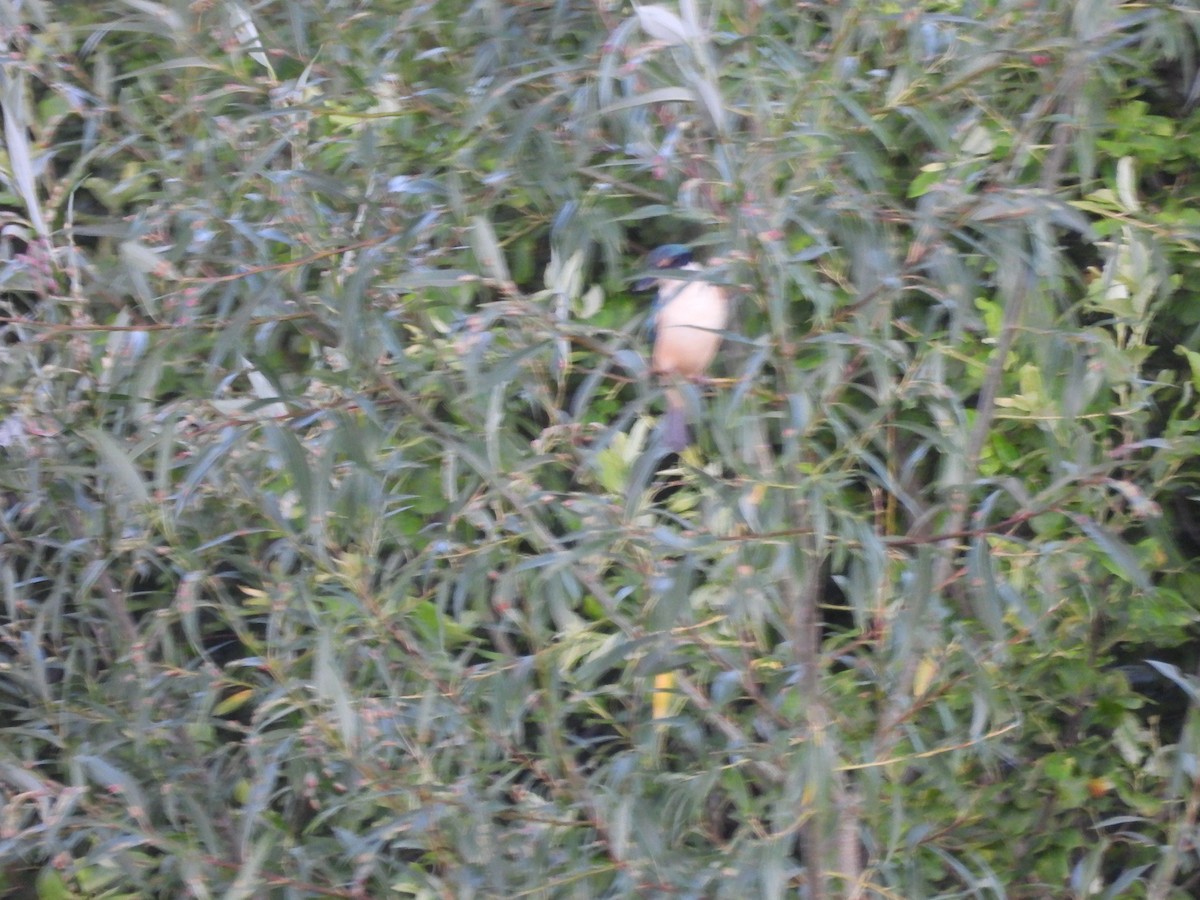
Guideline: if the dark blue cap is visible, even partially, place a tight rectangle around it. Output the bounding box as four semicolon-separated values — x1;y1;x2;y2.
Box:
634;244;694;290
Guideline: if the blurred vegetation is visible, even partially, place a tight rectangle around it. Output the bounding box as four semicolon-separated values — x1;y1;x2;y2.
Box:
4;0;1200;897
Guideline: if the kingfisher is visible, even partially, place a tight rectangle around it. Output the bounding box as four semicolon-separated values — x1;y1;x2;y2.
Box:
635;244;729;451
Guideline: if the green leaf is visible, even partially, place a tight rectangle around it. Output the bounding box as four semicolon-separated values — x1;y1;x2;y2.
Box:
1072;514;1151;591
81;427;150;507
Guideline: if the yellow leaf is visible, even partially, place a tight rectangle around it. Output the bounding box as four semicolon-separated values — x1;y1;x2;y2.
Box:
652;671;676;721
914;656;938;697
214;689;255;717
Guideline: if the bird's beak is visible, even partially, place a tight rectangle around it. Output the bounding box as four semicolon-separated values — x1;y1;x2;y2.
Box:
633;275;657;292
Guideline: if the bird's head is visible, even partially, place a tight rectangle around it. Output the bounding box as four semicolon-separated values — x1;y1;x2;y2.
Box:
634;244;694;291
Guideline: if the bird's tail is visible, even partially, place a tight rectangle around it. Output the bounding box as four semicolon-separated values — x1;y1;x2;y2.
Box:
663;387;689;452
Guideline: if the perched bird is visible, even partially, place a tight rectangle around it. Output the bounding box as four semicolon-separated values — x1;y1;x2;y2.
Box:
635;244;729;451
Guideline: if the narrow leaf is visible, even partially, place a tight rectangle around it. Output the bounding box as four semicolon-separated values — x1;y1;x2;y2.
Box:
471;215;512;287
635;5;698;45
0;70;49;240
81;428;150;507
1072;514;1151;590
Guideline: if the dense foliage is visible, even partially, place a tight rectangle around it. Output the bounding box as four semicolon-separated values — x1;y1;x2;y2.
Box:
4;0;1200;897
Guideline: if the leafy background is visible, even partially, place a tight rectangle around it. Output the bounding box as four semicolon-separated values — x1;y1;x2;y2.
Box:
4;0;1200;897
